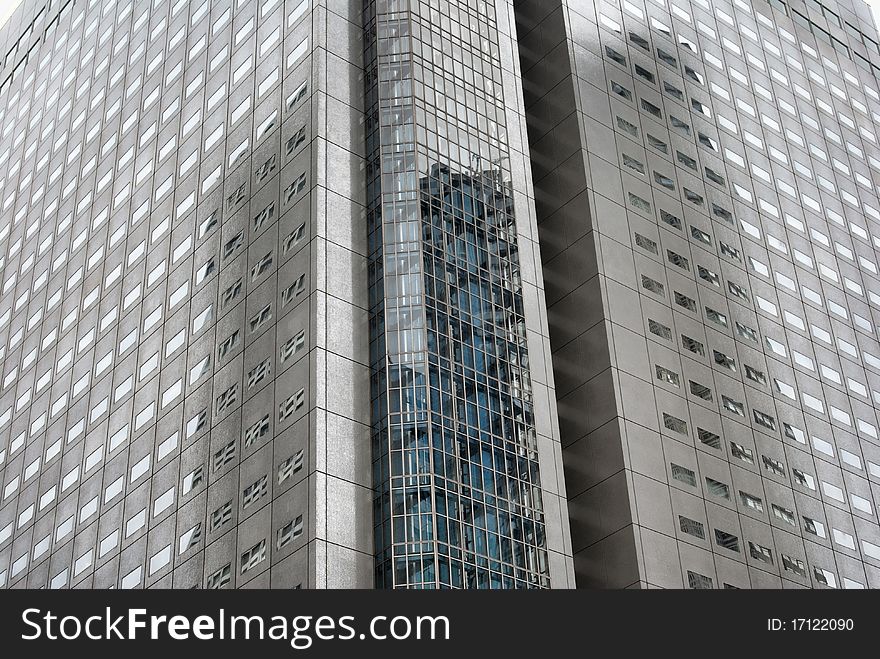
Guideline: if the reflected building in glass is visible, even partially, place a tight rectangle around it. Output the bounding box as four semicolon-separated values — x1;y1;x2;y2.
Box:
365;0;572;589
371;162;554;588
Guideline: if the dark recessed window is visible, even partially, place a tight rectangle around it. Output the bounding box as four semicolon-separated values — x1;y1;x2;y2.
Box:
705;477;729;498
683;188;704;206
713;350;736;371
740;491;763;512
648;319;673;340
641;275;665;296
605;45;626;66
735;322;757;342
670;115;690;134
698;428;721;449
714;529;740;552
772;504;797;526
666;250;689;270
623;153;645;174
691;98;711;118
705;167;725;186
690;381;713;401
684;65;704;85
213;441;236;472
782;554;807;578
705;306;727;327
687;571;713;589
674;292;697;312
657;48;677;67
754;410;777;431
611;80;632;100
671;463;696;486
628;192;651;212
730;441;754;464
663;413;688;435
662;81;682;100
641;98;662;117
244;414;271;447
629;31;650;50
647;134;668;153
749;542;773;564
676;151;697;170
793;469;815;491
697;428;721;450
720;241;740;260
803;516;826;538
634;233;658;253
617;116;639;136
763;456;786;477
722;395;744;416
286;126;307;155
660;209;682;229
698;132;718;151
207;564;231;589
690;226;711;244
697;265;720;286
680;516;705;539
681;334;704;355
728;281;749;301
656;365;680;387
654;171;675;189
635;64;655;84
744;365;766;385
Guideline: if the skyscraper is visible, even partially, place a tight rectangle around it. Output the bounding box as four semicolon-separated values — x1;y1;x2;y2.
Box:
518;0;880;588
0;0;573;590
2;0;880;592
0;0;382;589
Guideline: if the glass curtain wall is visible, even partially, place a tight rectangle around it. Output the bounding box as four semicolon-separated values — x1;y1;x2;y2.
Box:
365;0;549;588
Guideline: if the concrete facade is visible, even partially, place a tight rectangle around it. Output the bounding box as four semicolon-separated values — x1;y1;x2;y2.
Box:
519;0;880;588
0;0;573;589
0;0;374;589
6;0;880;591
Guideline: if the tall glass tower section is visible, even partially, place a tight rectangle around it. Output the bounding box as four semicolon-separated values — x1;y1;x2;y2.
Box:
365;0;571;588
